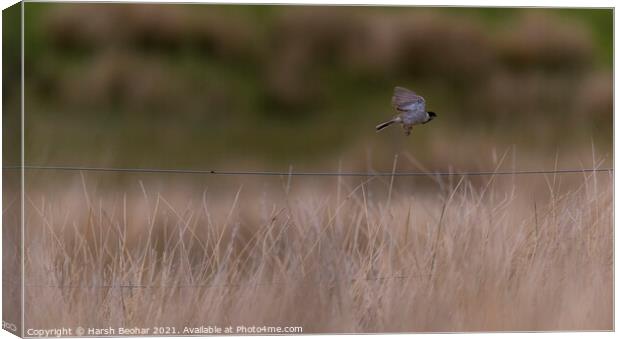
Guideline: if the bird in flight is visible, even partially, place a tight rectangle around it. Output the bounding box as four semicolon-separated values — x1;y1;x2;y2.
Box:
376;86;437;136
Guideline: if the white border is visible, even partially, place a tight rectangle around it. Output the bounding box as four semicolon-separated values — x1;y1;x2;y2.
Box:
0;1;616;339
10;0;620;7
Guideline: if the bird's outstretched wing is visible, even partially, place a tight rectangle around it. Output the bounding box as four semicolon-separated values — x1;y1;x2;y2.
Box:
392;86;425;110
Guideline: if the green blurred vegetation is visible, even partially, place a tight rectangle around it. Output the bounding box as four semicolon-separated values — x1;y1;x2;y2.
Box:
10;3;612;170
3;3;21;165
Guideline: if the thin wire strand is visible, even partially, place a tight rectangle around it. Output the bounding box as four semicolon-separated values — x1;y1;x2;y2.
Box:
2;165;613;177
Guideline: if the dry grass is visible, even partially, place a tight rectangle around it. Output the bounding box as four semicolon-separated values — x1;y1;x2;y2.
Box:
21;167;612;333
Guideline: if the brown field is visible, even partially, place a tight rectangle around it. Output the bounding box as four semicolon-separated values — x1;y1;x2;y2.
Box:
17;161;612;333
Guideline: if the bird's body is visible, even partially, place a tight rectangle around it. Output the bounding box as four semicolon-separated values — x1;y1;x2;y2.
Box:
376;86;437;136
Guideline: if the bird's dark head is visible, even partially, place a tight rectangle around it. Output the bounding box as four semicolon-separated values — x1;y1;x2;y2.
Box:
428;111;437;121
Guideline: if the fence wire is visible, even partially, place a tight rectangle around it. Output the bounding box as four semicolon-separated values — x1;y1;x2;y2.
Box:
2;165;614;177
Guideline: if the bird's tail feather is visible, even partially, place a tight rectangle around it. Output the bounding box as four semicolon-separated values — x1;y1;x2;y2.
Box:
376;119;396;131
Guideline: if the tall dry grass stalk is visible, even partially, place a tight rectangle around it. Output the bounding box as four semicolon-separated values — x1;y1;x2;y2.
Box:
21;170;612;333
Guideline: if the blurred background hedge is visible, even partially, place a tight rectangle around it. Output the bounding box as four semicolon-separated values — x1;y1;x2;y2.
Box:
7;4;612;171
